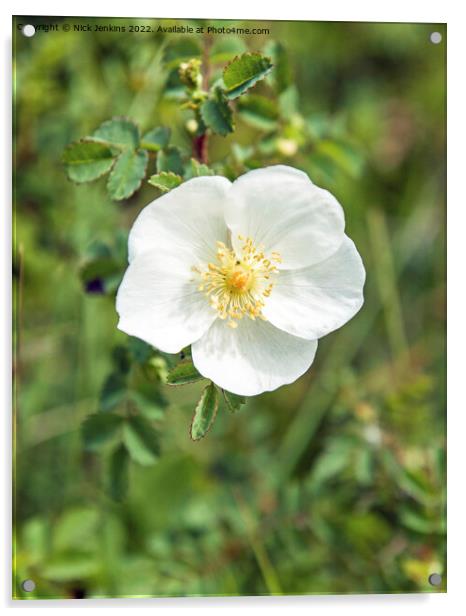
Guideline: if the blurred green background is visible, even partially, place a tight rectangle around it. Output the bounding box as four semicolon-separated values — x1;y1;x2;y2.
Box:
13;17;446;598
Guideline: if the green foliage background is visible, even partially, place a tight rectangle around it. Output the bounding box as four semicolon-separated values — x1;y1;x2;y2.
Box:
13;17;446;599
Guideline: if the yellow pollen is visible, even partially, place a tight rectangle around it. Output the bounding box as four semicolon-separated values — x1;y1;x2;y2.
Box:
196;236;281;328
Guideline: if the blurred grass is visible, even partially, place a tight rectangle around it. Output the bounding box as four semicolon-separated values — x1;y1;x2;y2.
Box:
13;17;446;598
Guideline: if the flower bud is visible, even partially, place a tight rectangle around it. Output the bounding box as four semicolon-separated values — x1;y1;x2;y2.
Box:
179;58;203;90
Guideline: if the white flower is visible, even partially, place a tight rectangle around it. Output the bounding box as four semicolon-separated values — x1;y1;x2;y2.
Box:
116;165;365;396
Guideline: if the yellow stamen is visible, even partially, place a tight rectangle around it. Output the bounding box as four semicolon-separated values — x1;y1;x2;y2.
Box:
195;236;281;328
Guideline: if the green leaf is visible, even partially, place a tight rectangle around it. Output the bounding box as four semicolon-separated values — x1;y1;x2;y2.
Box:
222;52;273;99
185;158;215;179
62;140;115;183
166;360;204;386
81;413;123;451
223;389;246;413
190;382;219;441
148;171;183;192
201;88;234;136
141;126;171;151
156;146;184;175
107;149;148;200
123;415;160;466
109;443;129;502
93;117;140;149
237;94;279;130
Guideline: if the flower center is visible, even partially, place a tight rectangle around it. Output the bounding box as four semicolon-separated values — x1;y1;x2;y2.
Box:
195;236;281;328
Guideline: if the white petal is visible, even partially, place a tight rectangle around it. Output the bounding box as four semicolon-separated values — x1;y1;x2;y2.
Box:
116;251;216;353
226;165;345;269
128;176;232;264
262;235;365;340
192;318;318;396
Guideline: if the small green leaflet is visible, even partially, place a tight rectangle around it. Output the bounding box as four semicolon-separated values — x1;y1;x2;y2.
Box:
223;389;246;413
201;87;234;136
185;158;215;178
148;171;183;192
222;52;273;99
107;149;148;200
190;382;219;441
62;140;115;183
92;117;140;149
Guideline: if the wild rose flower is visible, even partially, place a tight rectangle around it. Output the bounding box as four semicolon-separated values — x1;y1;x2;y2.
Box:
116;166;365;396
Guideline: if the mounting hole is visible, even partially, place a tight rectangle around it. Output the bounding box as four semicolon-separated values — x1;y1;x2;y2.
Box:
22;24;36;38
430;32;442;44
21;579;36;592
428;573;442;586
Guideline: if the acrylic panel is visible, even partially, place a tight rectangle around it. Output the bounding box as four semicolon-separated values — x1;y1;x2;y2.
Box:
13;16;446;599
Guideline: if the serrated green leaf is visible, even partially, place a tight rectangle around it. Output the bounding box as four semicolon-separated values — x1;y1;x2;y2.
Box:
190;383;219;441
156;146;184;175
141;126;171;151
237;94;279;130
109;443;129;502
62;140;115;183
81;413;123;451
107;149;148;200
148;171;183;192
166;360;204;386
201;88;234;136
185;158;215;179
123;415;160;466
223;389;246;413
93;117;139;149
222;52;273;99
